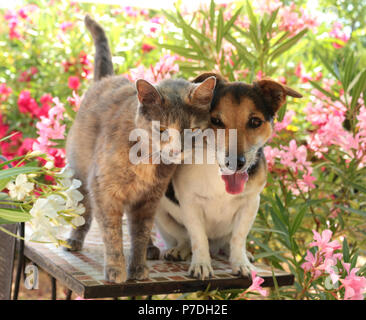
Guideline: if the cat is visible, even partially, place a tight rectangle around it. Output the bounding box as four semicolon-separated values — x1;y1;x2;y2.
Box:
64;15;216;283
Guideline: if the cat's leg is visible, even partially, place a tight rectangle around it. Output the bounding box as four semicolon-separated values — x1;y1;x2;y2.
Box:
127;201;157;280
155;208;191;261
65;185;93;251
230;195;261;277
90;176;126;283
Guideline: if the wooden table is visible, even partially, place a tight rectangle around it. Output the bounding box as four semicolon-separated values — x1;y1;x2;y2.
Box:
19;221;293;299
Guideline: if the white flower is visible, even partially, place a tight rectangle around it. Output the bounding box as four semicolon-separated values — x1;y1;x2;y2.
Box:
71;216;85;227
44;161;54;170
30;195;65;219
56;164;74;179
7;174;34;201
61;179;84;208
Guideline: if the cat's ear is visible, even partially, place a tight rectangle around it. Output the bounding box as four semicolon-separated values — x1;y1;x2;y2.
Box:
190;76;217;107
255;78;302;113
135;79;162;106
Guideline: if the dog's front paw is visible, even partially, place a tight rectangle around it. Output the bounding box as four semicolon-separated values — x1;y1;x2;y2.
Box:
188;261;214;280
163;244;191;261
105;265;127;283
128;264;149;280
231;260;261;278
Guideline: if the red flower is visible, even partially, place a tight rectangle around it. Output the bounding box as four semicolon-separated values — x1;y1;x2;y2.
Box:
68;76;80;90
142;43;155;53
17;138;36;156
18;90;39;117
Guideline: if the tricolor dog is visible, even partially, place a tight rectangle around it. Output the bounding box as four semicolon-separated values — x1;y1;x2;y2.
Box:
150;73;302;279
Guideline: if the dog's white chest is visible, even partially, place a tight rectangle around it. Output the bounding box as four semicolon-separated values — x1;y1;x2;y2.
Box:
173;163;247;239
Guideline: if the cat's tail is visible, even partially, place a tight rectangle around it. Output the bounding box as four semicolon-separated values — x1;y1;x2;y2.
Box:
84;14;114;81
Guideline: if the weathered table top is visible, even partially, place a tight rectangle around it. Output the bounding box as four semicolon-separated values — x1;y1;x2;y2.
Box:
24;221;293;298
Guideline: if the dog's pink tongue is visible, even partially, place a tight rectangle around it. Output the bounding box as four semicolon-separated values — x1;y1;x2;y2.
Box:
221;172;249;195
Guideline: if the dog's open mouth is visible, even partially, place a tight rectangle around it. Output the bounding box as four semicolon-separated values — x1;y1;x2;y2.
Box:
220;170;249;195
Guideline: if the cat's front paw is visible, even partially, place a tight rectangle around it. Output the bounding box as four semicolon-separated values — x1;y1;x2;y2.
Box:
188;261;214;280
163;244;191;261
64;238;83;251
128;264;149;280
105;265;127;283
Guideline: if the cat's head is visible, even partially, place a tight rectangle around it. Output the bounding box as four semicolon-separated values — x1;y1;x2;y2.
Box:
134;77;216;163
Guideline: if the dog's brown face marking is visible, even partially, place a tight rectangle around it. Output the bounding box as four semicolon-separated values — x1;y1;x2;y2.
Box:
192;73;302;171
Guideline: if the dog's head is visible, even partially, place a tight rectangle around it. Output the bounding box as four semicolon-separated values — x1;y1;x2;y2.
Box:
192;73;302;194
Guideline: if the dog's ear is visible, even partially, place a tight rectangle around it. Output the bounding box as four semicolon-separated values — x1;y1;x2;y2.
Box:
192;72;227;87
256;79;302;113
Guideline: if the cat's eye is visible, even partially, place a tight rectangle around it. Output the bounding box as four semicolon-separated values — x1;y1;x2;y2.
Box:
211;117;224;127
159;127;167;133
192;127;200;132
248;117;263;129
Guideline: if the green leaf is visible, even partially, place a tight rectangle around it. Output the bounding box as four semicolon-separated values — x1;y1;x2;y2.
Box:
216;8;224;53
290;206;306;236
263;8;279;38
0;178;11;192
317;52;340;81
342;238;350;263
223;6;243;36
335;205;366;217
224;33;254;66
0;166;41;180
309;80;339;101
209;0;215;32
0;208;32;224
350;69;366;110
277;102;287;122
269;29;308;62
246;0;258;33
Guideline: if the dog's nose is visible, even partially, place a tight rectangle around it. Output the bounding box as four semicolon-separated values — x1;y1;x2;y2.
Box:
237;155;246;170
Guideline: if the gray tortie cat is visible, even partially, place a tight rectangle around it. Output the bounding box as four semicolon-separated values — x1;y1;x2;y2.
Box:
65;15;216;283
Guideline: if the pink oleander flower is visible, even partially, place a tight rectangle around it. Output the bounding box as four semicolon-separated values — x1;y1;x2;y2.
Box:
68;76;80;90
329;22;350;49
274;110;295;132
277;3;318;36
0;84;12;102
340;263;366;300
127;54;179;83
309;230;342;257
247;271;268;297
32;97;66;168
67;91;83;111
60;21;73;32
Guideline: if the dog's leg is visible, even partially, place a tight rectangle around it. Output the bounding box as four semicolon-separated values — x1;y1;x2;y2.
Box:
181;202;213;280
230;194;261;277
155;208;191;261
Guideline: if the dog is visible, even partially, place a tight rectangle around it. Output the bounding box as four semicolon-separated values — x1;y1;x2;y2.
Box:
151;73;302;279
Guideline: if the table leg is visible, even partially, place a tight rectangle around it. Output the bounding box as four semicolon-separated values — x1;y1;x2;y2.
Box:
50;276;57;300
12;222;24;300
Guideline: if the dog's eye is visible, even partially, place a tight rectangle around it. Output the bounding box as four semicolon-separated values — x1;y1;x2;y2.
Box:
248;117;263;128
211;117;224;127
